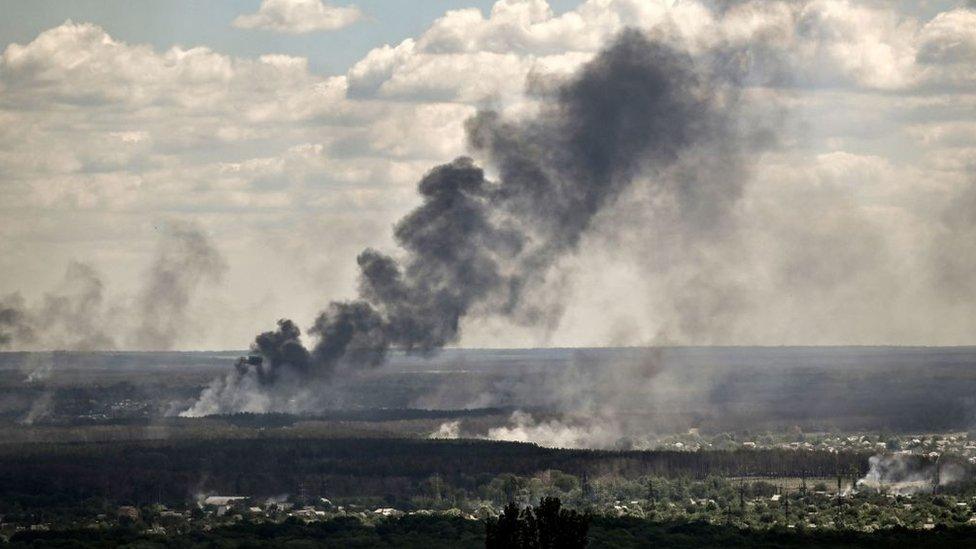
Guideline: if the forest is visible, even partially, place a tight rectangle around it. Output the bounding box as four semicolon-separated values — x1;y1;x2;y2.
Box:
0;437;871;511
10;513;976;548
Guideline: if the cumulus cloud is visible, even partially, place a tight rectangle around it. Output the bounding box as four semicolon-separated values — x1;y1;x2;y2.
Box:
0;20;426;219
344;0;976;103
0;20;346;113
0;19;456;348
917;8;976;64
232;0;362;34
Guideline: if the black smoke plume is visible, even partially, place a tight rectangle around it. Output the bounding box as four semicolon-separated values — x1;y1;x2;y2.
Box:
192;29;746;415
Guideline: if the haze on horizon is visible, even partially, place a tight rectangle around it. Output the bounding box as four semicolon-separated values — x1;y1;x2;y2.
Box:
1;0;976;353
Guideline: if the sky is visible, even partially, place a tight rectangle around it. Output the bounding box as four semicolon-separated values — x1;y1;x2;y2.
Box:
1;0;975;351
0;0;585;74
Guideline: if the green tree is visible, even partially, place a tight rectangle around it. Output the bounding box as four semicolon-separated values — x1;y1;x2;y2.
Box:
485;497;589;549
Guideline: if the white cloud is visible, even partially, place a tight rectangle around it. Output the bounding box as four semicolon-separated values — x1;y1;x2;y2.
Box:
232;0;362;34
345;0;975;104
917;8;976;65
0;19;430;348
346;0;701;102
0;21;343;113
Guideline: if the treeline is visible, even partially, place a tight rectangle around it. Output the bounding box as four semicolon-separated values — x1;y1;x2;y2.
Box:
486;498;589;548
0;437;871;509
9;408;507;429
10;515;976;548
216;409;509;427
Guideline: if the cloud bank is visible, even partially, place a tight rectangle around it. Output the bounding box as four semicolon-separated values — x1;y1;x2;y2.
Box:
233;0;363;34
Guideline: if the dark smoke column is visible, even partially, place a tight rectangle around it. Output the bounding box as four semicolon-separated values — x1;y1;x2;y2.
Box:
188;30;744;415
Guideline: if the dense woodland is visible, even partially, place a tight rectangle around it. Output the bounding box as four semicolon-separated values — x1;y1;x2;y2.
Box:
3;349;976;545
10;515;976;548
0;437;871;511
486;498;590;548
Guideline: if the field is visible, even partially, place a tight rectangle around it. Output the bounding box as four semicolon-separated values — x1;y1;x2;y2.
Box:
5;346;976;432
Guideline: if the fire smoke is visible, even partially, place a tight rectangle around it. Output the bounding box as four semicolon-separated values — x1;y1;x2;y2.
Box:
133;222;227;350
0;223;225;352
184;29;753;416
857;454;966;495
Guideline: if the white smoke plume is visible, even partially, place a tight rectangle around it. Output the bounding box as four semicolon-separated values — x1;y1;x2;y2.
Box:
180;364;321;417
856;453;965;495
420;347;709;449
486;411;627;450
429;420;461;439
19;391;54;426
20;352;55;383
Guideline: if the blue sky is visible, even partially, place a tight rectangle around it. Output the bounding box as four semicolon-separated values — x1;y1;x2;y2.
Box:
0;0;583;74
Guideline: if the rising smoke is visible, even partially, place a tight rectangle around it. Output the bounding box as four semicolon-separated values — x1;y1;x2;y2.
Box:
183;29;753;416
0;223;225;351
0;296;35;348
857;453;966;495
0;261;115;351
425;348;693;449
484;410;627;450
132;223;228;350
